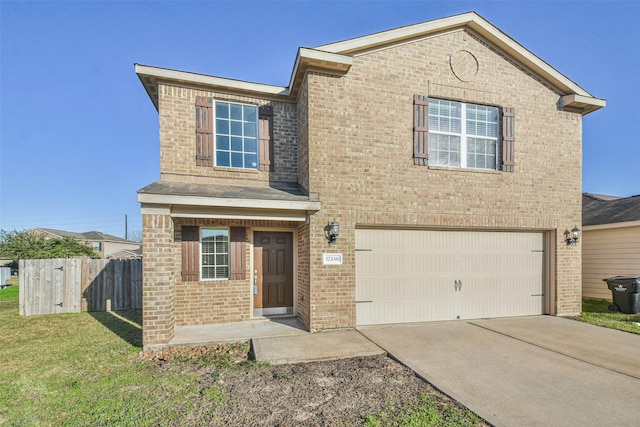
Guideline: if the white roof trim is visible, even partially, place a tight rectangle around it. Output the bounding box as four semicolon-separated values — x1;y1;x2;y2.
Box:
583;220;640;231
170;207;308;222
138;192;321;212
135;64;289;97
316;12;605;109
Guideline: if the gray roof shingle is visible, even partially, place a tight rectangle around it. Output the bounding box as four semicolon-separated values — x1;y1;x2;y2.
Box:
583;193;640;226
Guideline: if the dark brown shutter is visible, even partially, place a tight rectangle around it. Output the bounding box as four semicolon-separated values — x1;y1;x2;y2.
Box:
501;107;515;172
258;105;273;171
195;97;214;167
229;227;246;280
181;226;199;281
413;95;429;166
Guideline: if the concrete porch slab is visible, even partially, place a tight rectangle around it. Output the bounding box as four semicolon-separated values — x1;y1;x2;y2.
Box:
170;317;307;345
252;330;386;365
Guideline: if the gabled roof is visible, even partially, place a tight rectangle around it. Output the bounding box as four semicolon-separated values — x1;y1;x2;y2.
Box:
30;228;137;244
136;11;604;115
583;193;640;227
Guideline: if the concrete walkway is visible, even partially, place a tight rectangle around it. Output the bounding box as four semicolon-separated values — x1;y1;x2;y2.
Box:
253;330;385;364
359;316;640;427
170;317;385;364
170;317;307;345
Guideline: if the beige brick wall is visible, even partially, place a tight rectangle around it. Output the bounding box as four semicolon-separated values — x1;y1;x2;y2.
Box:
303;28;584;329
172;219;306;327
141;213;175;348
157;86;299;185
143;26;588;345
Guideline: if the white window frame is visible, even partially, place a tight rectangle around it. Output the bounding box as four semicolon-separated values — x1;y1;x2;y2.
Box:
429;99;500;170
213;101;259;170
200;228;230;281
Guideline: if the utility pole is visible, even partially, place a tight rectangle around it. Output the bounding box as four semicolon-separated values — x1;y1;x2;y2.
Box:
125;214;128;240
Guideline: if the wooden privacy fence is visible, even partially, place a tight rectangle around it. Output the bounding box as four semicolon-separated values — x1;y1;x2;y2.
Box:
19;257;142;316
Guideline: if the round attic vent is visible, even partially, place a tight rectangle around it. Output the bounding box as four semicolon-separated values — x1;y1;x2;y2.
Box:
450;50;479;82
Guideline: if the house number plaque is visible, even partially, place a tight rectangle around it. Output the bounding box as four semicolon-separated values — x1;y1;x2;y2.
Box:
323;253;343;265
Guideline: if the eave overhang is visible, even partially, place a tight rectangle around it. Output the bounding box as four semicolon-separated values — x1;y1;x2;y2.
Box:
135;11;604;115
135;48;351;108
137;181;321;222
316;12;605;115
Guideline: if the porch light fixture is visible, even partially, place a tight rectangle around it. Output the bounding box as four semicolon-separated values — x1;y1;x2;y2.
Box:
564;225;581;246
324;220;340;245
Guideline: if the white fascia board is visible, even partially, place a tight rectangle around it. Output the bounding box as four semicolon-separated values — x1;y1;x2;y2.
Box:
138;192;321;212
562;94;607;114
135;64;290;97
316;12;600;100
583;220;640;231
287;48;353;89
170;207;308;222
316;13;476;53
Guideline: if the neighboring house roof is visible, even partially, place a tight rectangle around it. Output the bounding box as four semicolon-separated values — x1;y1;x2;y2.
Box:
135;11;604;115
107;248;142;259
31;228;137;244
583;193;640;227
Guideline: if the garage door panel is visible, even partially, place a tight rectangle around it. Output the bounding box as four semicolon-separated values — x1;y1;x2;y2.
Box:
356;229;545;326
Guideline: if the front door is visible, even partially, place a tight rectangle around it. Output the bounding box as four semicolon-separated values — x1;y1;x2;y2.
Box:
253;232;293;316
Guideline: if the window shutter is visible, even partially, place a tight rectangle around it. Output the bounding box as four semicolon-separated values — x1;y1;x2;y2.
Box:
413;95;429;166
229;227;246;280
258;105;273;172
181;226;200;281
501;107;515;172
195;97;214;167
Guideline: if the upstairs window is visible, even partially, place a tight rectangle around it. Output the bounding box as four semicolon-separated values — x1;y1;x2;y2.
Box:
215;102;258;169
196;97;272;171
428;99;499;170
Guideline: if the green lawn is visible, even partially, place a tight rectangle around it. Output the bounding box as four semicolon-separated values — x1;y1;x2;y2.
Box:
0;282;244;426
577;298;640;334
0;281;484;426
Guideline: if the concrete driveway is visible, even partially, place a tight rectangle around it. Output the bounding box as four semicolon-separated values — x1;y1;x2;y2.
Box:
358;316;640;427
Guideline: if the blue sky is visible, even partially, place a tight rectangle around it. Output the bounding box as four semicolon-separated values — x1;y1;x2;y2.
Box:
1;0;638;238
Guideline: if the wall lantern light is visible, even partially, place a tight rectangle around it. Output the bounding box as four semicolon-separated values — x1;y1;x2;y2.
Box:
564;225;581;246
324;220;340;245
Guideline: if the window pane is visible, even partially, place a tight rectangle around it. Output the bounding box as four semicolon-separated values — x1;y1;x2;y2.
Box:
244;122;257;138
231;152;244;168
244;137;257;153
230;120;242;136
467;137;496;170
230;104;243;120
216;119;229;135
230;137;243;152
244;105;257;122
244;153;258;169
216;150;230;167
216;135;229;150
429;134;460;167
216;102;229;119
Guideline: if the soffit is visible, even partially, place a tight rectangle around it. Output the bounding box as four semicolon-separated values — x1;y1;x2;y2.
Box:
137;180;321;217
136;11;604;115
315;12;605;114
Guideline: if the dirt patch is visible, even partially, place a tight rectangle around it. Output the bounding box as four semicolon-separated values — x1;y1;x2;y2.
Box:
138;344;487;426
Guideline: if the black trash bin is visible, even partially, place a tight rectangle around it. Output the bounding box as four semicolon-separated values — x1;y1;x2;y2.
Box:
603;276;640;314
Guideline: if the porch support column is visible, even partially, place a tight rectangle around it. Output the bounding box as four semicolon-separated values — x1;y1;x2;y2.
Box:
141;209;175;348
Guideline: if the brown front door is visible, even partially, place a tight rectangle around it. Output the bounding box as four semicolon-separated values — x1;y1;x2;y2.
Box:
254;232;293;309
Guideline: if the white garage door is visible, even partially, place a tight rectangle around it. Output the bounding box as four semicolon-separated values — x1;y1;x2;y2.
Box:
356;229;545;325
